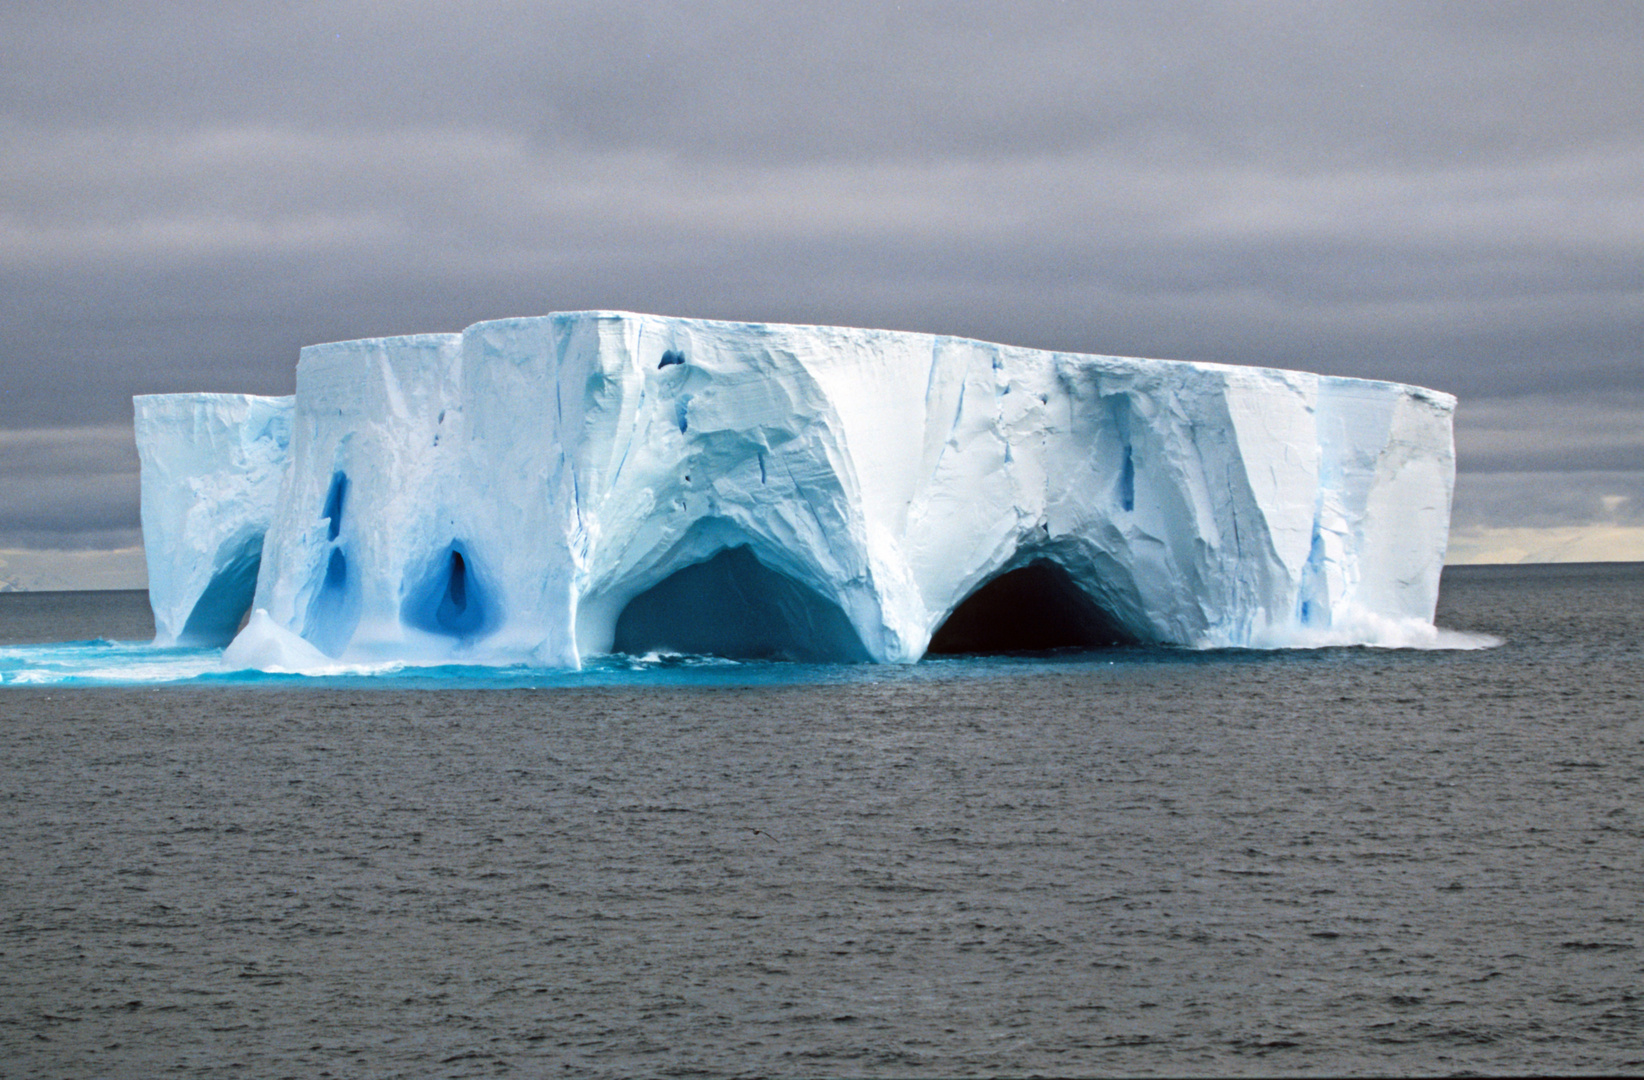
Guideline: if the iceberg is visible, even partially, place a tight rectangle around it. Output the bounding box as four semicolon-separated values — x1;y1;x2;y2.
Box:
135;311;1455;666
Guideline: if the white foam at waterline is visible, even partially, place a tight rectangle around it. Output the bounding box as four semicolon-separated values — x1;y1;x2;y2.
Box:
0;641;225;685
1244;610;1503;651
625;650;743;667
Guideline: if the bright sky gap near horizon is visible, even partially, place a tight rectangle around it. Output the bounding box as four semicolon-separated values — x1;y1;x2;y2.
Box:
2;2;1640;590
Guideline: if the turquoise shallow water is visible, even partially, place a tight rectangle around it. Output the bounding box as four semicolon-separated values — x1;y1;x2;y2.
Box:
1;565;1640;1077
0;612;1301;692
0;579;1497;690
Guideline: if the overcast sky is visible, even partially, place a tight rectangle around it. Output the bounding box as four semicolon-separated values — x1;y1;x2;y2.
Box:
2;1;1641;585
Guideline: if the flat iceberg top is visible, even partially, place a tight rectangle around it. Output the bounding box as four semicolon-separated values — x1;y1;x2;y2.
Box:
389;310;1456;411
137;309;1459;669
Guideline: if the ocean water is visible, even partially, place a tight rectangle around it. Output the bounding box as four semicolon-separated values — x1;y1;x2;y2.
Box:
0;563;1639;1077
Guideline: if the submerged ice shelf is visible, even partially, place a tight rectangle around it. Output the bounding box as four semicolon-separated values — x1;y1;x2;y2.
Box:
136;311;1456;667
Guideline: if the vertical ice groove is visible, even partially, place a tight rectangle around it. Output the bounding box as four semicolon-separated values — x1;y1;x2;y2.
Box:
137;311;1455;667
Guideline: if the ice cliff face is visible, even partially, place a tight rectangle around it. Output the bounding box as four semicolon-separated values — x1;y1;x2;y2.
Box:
135;393;293;646
135;311;1455;664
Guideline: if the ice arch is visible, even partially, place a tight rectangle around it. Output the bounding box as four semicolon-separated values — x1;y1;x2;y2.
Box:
926;559;1135;655
611;545;873;662
175;530;264;646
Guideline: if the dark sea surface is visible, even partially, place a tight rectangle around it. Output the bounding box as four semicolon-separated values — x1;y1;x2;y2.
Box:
1;563;1640;1077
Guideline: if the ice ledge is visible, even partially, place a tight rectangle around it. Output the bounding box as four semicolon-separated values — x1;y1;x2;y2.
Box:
135;311;1456;666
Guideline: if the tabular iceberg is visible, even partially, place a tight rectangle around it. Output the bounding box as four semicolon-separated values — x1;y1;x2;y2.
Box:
135;311;1455;666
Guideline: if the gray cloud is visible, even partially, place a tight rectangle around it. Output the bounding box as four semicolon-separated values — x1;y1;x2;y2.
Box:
1451;470;1644;532
6;2;1640;165
0;426;140;549
1456;392;1644;474
5;126;1638;408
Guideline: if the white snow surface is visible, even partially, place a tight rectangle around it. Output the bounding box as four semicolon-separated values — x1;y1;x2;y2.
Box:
134;311;1456;666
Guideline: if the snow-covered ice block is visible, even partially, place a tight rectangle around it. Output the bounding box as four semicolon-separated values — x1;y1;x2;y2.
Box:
251;333;467;661
135;393;293;645
135;312;1456;665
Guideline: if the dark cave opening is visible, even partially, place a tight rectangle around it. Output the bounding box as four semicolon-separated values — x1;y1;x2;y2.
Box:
402;543;496;642
611;545;870;662
925;560;1133;655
